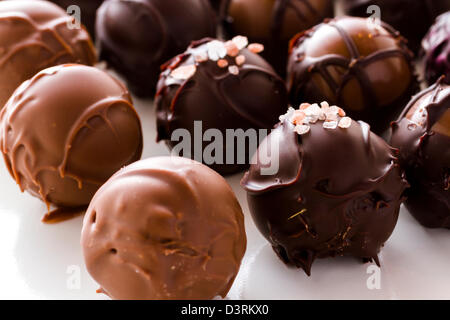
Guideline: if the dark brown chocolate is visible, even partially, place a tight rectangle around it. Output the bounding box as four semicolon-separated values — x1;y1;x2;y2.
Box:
81;156;247;300
287;16;419;134
390;78;450;228
0;0;96;108
222;0;334;75
342;0;450;53
0;64;143;218
242;103;408;275
156;37;289;175
96;0;216;97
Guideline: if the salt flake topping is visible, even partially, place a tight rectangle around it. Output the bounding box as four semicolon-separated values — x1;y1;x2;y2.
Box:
279;102;352;135
207;40;227;61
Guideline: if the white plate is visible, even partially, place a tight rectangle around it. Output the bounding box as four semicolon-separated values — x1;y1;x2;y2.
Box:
0;77;449;300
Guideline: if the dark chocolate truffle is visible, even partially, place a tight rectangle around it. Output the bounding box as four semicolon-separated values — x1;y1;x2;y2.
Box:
0;0;96;108
0;64;143;218
96;0;216;97
422;12;450;86
81;156;247;300
47;0;104;38
156;37;289;175
241;102;408;275
342;0;450;53
222;0;334;75
390;79;450;228
287;16;419;134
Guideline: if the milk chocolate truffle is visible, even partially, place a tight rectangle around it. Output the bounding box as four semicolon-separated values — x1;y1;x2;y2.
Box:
156;37;288;175
0;64;143;220
0;0;96;108
242;103;408;275
287;16;419;134
222;0;334;75
422;12;450;86
390;79;450;228
96;0;216;97
342;0;450;52
47;0;104;38
81;157;247;300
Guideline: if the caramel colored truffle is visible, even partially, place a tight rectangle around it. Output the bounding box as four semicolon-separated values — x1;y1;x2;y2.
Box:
242;103;408;275
390;79;450;228
287;16;419;134
81;157;247;300
0;64;143;215
156;37;288;175
0;0;96;108
96;0;216;97
222;0;334;75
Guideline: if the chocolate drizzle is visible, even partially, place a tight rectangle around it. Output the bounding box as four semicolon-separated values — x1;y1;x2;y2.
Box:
221;0;334;75
0;0;96;108
81;157;246;300
0;64;143;220
156;38;288;175
390;78;450;228
242;110;408;275
287;16;419;134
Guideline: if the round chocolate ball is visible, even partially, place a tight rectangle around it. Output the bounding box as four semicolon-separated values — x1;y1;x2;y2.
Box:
342;0;450;53
47;0;104;38
422;12;450;86
222;0;334;75
390;79;450;228
0;0;96;108
156;37;289;175
0;64;143;212
81;156;247;300
241;102;408;275
287;16;419;134
96;0;216;97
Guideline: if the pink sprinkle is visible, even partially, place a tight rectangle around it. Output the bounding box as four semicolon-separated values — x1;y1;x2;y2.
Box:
225;41;240;57
338;117;352;129
248;43;264;53
235;55;246;66
170;65;197;80
217;59;229;68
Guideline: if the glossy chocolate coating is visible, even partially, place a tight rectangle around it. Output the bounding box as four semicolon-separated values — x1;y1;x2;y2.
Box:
287;16;419;134
96;0;216;97
222;0;334;75
422;12;450;86
47;0;104;38
342;0;450;53
0;0;96;108
241;108;407;275
81;157;247;300
390;79;450;228
0;64;143;211
156;38;289;175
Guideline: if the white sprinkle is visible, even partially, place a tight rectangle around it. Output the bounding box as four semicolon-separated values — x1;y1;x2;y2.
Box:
232;35;249;50
325;111;338;121
323;120;338;129
320;101;330;109
170;65;197;80
338;117;352;128
194;52;208;62
228;65;239;75
305;115;318;124
294;124;310;135
279;107;295;122
207;40;227;61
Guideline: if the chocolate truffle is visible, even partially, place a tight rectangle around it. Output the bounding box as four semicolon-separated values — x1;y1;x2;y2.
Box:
241;102;408;275
47;0;104;38
342;0;450;53
156;37;289;175
0;64;143;220
96;0;216;97
422;12;450;86
287;16;419;134
0;0;96;108
221;0;334;75
81;156;247;300
390;79;450;228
